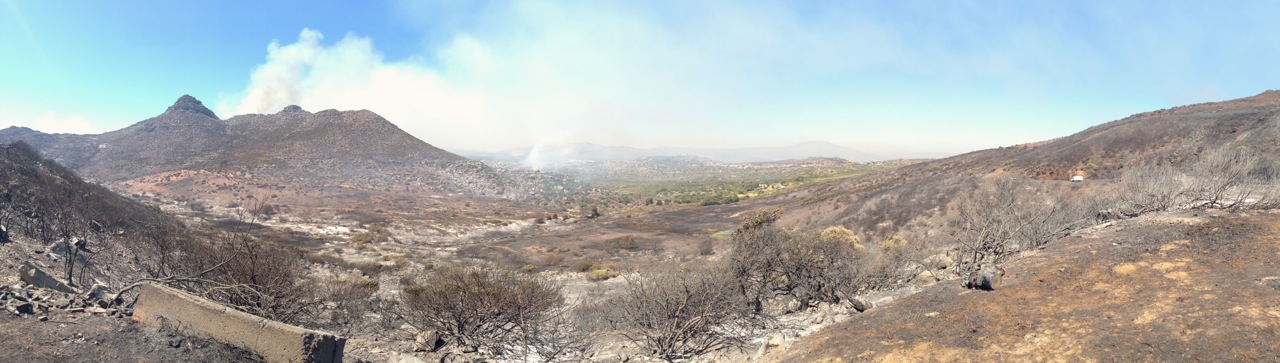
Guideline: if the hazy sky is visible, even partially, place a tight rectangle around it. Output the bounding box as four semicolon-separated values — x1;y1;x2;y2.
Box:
3;1;1279;156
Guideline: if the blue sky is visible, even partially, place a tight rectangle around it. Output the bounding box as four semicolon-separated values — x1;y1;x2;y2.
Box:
3;1;1279;156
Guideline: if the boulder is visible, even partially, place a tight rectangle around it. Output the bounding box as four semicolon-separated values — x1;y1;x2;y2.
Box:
18;261;78;294
915;270;939;287
754;339;769;360
923;254;954;270
763;294;803;315
86;284;113;302
413;330;443;352
8;302;34;315
967;265;1006;291
850;297;873;313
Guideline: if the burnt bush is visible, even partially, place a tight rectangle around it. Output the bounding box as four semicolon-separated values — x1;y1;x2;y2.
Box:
194;233;314;324
725;209;931;313
321;278;379;329
400;266;569;360
598;235;661;254
951;178;1093;275
600;268;758;362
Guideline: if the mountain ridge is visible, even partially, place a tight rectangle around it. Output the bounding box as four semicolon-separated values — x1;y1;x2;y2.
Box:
0;95;577;202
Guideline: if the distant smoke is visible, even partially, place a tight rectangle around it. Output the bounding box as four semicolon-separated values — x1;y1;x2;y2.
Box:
217;2;909;152
521;141;575;171
219;28;512;149
227;28;359;115
217;2;1102;155
231;29;324;114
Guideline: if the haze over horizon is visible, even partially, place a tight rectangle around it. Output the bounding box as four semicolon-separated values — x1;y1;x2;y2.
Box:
4;1;1280;156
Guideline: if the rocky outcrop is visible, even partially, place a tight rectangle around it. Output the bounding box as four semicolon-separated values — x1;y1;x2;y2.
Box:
165;95;219;119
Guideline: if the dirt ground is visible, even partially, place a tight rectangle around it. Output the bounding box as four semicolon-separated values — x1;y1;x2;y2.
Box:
763;209;1280;362
0;311;262;362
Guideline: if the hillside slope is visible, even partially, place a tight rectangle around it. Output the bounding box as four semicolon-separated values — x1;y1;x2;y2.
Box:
764;209;1280;362
785;90;1280;235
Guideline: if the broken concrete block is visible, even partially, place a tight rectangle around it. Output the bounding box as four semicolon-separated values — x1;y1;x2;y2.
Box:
18;261;78;294
132;283;345;363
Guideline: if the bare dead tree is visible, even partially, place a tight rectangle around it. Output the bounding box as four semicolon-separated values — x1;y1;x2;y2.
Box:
399;266;565;359
952;178;1091;276
1183;147;1275;210
604;268;758;362
1120;161;1190;214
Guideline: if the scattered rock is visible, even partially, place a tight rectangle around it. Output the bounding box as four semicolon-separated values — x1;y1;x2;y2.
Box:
86;284;113;302
169;339;183;348
413;330;443;352
831;313;849;323
49;296;70;309
765;294;803;315
9;302;34;315
851;297;873;313
967;265;1006;291
754;339;769;360
387;353;428;363
915;270;939;287
768;333;786;347
1262;277;1280;291
923;254;954;270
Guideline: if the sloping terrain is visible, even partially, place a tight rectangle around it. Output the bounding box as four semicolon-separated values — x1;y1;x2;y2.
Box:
0;143;262;361
786;90;1280;235
0;127;98;170
764;209;1280;362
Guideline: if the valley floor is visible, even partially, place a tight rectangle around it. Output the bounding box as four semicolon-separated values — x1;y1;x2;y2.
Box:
764;209;1280;362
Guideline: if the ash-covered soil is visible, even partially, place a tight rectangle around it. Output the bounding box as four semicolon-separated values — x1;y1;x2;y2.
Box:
0;309;261;363
763;209;1280;362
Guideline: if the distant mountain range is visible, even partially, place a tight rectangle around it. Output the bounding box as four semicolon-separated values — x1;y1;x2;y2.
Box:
0;95;590;201
465;141;882;169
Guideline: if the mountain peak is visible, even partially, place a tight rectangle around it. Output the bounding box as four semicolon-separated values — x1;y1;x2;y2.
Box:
165;95;218;119
280;105;307;113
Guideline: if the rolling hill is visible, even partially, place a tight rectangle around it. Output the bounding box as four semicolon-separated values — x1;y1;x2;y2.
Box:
781;90;1280;235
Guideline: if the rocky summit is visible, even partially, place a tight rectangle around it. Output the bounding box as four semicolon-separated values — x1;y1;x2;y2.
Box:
164;94;219;119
